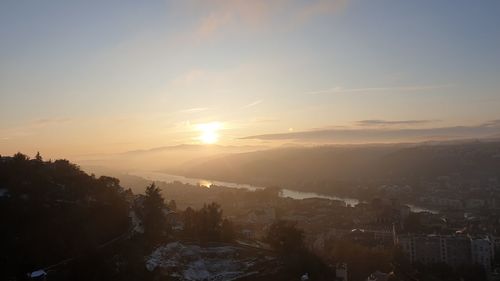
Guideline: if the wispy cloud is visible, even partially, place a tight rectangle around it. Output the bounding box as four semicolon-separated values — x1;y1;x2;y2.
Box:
242;100;263;108
179;107;210;113
296;0;348;23
356;119;438;127
0;117;73;140
34;117;72;125
190;0;282;40
195;9;233;40
482;119;500;127
189;0;349;41
240;119;500;143
251;117;279;123
306;84;453;95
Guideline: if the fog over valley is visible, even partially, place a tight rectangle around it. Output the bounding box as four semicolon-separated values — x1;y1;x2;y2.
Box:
2;1;500;280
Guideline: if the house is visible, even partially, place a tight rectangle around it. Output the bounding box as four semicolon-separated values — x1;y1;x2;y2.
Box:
366;271;390;281
335;263;348;281
471;236;494;273
397;234;494;272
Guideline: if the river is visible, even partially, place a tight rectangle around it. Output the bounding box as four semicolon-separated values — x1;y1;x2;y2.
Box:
132;171;437;213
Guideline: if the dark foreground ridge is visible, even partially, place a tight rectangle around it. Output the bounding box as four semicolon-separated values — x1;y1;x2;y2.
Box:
0;153;334;281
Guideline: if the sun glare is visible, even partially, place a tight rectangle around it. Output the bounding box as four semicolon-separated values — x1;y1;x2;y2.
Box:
197;122;222;144
198;180;213;188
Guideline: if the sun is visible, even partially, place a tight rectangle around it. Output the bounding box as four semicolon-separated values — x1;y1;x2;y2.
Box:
197;122;222;144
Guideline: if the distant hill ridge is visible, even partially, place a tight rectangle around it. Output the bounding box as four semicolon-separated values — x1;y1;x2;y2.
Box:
179;141;500;193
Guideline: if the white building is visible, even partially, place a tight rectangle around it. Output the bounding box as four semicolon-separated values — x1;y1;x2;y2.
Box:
336;263;348;281
397;234;494;272
471;237;494;273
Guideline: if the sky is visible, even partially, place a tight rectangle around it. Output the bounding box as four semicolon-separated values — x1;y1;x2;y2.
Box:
1;0;500;158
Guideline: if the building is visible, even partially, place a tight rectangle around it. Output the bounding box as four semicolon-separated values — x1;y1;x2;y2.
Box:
444;235;472;268
399;234;442;264
335;263;348;281
398;234;493;272
465;198;486;209
471;236;494;273
367;271;390;281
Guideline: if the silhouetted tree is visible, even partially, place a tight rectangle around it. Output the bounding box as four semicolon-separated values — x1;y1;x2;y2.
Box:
181;203;234;242
190;202;223;241
13;152;29;161
266;220;332;280
0;153;130;280
221;219;235;242
35;151;42;162
326;238;393;281
142;183;169;244
266;220;304;254
183;207;196;238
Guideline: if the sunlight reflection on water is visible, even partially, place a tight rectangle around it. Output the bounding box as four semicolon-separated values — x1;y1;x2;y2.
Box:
198;180;213;188
132;171;438;213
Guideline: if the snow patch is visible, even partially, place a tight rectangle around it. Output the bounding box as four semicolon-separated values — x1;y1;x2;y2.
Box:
29;270;46;278
146;242;258;281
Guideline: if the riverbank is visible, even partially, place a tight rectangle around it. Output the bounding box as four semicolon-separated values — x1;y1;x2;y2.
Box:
131;171;438;214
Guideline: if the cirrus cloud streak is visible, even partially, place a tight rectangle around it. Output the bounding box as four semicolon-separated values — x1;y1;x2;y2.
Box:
240;120;500;143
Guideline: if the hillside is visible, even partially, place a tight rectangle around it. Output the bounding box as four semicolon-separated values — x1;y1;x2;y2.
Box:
0;153;131;280
0;153;307;281
179;141;500;194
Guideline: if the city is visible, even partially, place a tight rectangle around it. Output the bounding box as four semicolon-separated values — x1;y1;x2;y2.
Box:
2;1;500;280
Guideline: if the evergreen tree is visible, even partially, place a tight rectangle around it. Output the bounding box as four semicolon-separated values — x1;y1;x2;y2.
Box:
183;207;196;238
266;220;304;254
205;202;223;240
181;203;233;242
142;183;169;244
13;152;29;161
221;219;235;242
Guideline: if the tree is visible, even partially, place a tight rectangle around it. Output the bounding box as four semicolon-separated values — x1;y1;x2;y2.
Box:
168;200;177;211
221;219;235;242
266;220;304;254
35;151;43;162
0;154;131;279
205;202;223;240
195;202;223;241
266;220;333;280
13;152;29;161
181;203;234;242
183;207;196;238
142;183;169;244
326;238;393;281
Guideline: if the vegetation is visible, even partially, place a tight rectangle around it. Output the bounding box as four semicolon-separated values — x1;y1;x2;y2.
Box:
266;220;305;254
182;202;235;242
0;153;130;280
7;152;485;281
183;142;500;197
141;183;170;244
0;153;245;280
266;220;333;280
324;238;394;281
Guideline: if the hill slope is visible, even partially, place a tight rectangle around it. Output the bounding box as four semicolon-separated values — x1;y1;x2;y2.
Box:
180;141;500;194
0;153;131;279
